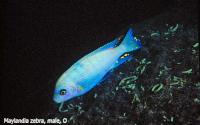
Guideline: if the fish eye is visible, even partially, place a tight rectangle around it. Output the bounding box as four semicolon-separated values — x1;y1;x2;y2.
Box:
60;89;67;95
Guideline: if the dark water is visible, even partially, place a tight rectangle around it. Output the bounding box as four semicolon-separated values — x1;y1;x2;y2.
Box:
2;0;199;124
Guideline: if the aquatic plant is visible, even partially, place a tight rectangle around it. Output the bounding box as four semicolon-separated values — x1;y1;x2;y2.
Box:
169;76;186;88
118;58;151;103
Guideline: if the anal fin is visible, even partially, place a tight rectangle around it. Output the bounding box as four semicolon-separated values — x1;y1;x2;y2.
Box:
111;53;133;69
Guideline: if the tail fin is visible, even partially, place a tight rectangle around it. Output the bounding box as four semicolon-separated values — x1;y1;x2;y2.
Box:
119;28;142;52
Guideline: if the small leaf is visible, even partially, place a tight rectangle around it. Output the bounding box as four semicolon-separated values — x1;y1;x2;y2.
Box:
115;86;119;91
193;42;199;48
170;24;179;32
192;49;196;54
182;69;192;74
151;32;160;37
164;32;170;35
194;98;200;104
146;61;151;65
132;94;140;103
141;85;145;91
140;66;146;74
152;83;164;92
170;82;179;86
170;117;174;122
94;93;98;98
140;58;146;64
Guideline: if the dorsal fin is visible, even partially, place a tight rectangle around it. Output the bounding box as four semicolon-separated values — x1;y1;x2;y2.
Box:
77;38;119;64
89;38;118;56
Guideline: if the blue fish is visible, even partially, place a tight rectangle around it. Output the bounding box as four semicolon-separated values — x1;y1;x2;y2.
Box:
53;28;142;103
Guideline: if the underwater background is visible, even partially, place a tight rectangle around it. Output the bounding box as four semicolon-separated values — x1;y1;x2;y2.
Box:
2;0;199;124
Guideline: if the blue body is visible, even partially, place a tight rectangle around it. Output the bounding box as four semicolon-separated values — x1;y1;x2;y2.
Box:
53;28;142;103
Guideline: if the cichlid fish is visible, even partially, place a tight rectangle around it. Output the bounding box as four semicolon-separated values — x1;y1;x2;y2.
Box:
53;28;142;103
